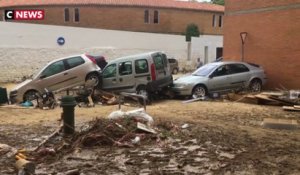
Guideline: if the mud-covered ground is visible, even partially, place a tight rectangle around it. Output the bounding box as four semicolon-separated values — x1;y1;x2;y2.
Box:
0;100;300;175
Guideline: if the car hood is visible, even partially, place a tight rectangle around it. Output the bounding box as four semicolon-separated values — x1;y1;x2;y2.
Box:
12;79;33;91
174;75;207;84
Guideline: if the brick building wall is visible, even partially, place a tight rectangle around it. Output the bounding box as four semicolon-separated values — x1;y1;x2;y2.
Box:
224;0;300;89
0;6;223;35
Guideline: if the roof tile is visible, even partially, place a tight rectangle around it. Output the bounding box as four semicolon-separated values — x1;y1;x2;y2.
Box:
0;0;224;12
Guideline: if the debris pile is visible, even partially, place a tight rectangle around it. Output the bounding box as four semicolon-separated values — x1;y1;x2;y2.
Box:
227;90;300;110
71;117;156;149
32;109;158;164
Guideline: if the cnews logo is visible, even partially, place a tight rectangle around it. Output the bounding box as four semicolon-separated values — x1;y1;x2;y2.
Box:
5;10;45;20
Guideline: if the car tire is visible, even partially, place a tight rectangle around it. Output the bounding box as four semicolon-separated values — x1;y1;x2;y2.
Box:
249;79;262;92
191;85;207;99
23;90;38;102
86;73;100;88
172;68;179;74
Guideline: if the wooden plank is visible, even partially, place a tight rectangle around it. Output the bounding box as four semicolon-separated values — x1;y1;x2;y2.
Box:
182;97;205;104
269;96;296;105
255;94;279;102
294;105;300;109
282;106;300;112
260;92;284;97
0;105;34;109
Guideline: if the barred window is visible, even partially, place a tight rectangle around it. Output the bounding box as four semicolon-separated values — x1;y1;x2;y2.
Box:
154;10;159;24
64;8;69;22
74;8;80;22
144;10;150;24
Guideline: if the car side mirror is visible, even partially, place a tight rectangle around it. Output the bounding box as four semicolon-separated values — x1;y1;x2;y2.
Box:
40;75;46;79
209;74;214;79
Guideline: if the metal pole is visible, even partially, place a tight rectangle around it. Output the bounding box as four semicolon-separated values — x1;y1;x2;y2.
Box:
241;43;244;62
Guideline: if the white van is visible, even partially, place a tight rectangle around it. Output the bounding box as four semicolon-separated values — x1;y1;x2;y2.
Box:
101;51;173;97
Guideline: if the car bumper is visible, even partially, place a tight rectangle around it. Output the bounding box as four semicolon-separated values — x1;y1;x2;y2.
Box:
9;90;22;104
171;86;192;96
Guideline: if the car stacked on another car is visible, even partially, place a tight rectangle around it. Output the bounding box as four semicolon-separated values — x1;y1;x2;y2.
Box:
172;61;267;99
10;54;107;103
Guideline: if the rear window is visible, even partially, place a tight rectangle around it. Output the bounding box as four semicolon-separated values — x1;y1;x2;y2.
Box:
230;64;249;73
135;59;149;74
162;54;168;68
153;54;164;70
66;56;85;69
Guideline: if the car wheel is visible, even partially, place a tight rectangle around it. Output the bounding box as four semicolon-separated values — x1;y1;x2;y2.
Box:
249;79;262;92
172;68;179;74
86;73;100;87
23;90;38;102
191;85;207;99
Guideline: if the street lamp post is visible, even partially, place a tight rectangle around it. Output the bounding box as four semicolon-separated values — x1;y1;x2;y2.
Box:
240;32;248;62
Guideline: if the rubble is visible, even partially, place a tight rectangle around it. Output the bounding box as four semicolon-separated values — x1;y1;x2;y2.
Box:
226;90;300;107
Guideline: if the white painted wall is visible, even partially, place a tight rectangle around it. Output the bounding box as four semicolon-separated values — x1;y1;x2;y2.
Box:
0;22;223;82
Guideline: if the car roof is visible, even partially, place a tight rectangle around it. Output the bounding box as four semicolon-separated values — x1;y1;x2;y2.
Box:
49;54;85;63
109;51;162;63
46;54;85;65
209;61;249;66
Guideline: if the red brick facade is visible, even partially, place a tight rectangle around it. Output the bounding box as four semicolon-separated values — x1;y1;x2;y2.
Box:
0;1;224;35
224;0;300;89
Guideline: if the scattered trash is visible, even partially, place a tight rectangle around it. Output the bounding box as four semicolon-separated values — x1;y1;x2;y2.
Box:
15;156;35;175
181;123;189;129
37;148;56;156
0;143;18;158
21;101;33;107
64;168;80;175
108;108;154;126
289;90;300;100
282;106;300;112
131;136;141;145
182;97;207;104
226;90;300;106
137;122;157;134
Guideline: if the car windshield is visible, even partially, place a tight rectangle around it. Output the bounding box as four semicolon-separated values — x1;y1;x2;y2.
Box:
192;64;217;76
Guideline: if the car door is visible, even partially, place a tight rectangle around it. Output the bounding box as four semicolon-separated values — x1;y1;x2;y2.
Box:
35;60;68;91
152;53;171;88
152;53;165;81
134;58;151;86
207;65;232;92
228;64;251;89
116;61;135;91
101;63;118;90
64;56;86;87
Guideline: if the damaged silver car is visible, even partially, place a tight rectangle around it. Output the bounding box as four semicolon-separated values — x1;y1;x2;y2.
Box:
172;61;267;99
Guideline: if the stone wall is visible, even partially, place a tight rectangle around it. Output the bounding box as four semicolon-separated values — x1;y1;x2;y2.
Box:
0;22;223;82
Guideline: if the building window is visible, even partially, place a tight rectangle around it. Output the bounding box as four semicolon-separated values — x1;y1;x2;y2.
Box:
153;10;159;24
144;10;150;24
219;15;223;27
74;8;80;22
212;14;216;27
64;8;70;22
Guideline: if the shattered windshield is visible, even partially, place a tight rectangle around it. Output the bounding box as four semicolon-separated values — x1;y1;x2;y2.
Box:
192;64;217;76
